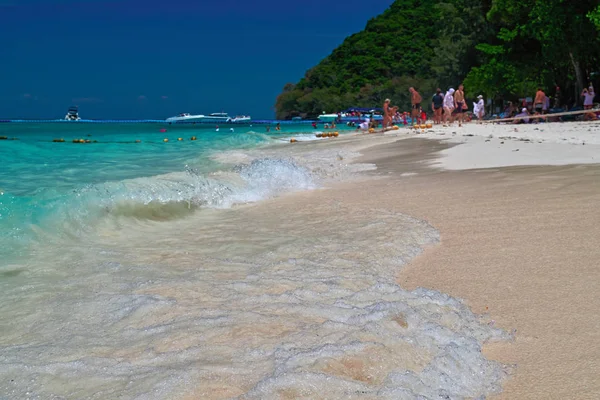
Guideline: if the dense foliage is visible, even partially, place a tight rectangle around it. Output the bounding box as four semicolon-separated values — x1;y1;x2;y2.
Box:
275;0;600;119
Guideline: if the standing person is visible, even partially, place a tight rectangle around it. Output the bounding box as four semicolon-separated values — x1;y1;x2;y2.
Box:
534;88;546;115
542;94;550;121
409;87;422;126
443;88;455;125
454;84;466;127
382;99;392;130
473;95;485;123
582;85;595;120
431;88;444;124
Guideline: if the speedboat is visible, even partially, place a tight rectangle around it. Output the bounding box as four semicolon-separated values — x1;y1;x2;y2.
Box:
317;112;338;123
230;115;251;123
165;113;206;123
165;112;235;124
65;106;80;121
204;112;232;123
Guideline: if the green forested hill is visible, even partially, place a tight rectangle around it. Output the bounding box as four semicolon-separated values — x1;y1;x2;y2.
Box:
275;0;600;119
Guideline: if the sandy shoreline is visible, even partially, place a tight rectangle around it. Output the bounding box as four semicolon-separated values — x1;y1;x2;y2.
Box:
254;125;600;398
368;144;600;399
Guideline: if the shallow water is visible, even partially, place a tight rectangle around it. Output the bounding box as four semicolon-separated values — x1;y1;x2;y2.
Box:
0;123;338;262
0;124;508;399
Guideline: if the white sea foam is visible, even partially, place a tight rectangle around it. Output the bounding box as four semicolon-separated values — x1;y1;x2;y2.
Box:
0;141;510;399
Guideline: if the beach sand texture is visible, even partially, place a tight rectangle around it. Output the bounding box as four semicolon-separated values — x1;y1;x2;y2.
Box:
246;124;600;398
350;125;600;399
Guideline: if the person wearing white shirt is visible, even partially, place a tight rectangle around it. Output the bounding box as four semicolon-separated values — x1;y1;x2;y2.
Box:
443;88;455;125
514;108;530;124
582;85;596;120
473;95;485;123
582;86;595;107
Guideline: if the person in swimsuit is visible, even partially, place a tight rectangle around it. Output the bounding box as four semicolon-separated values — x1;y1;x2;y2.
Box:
383;99;391;131
409;87;422;125
534;88;546;115
382;99;396;131
453;84;466;127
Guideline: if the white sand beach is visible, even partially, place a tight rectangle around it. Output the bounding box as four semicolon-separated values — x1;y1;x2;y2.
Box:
417;121;600;169
352;122;600;399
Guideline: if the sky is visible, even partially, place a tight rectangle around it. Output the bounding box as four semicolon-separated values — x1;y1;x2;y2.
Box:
0;0;394;119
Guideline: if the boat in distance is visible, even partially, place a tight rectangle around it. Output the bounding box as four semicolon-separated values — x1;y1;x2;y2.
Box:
65;106;81;121
230;115;251;123
165;112;251;124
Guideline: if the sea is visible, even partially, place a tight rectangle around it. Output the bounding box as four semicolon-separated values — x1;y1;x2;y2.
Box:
0;122;508;399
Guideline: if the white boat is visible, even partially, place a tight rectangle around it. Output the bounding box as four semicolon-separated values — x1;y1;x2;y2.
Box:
65;106;80;121
230;115;251;123
317;112;338;123
165;113;206;123
165;112;245;124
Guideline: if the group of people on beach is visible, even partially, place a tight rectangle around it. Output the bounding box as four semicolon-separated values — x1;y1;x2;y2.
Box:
382;84;483;131
502;84;597;123
381;81;599;130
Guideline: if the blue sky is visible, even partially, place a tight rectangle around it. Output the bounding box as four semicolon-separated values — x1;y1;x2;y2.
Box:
0;0;394;119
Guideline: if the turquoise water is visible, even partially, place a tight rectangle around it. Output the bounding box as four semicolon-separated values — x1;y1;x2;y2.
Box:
0;122;332;262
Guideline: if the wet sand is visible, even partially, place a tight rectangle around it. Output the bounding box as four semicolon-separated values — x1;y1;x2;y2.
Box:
253;135;600;399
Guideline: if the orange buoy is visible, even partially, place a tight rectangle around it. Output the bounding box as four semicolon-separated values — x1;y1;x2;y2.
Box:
190;136;197;141
426;123;433;129
290;138;297;143
333;132;339;137
163;138;169;142
177;138;183;141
